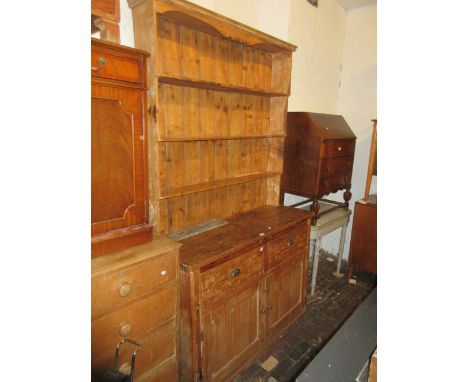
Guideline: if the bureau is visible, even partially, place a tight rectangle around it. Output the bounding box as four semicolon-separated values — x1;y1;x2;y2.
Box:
178;206;310;382
280;112;356;224
91;38;153;257
91;235;181;381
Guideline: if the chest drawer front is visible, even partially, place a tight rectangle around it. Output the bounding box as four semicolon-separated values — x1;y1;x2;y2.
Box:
200;247;264;307
322;140;355;159
320;158;353;177
266;223;309;270
92;250;177;319
92;283;177;373
91;50;143;84
319;172;351;194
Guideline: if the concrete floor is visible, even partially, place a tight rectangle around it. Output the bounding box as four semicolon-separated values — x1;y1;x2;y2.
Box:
233;254;377;382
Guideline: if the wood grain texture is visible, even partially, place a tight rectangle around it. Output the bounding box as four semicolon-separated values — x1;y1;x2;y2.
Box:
129;0;294;235
178;205;310;381
347;195;377;278
91;39;153;257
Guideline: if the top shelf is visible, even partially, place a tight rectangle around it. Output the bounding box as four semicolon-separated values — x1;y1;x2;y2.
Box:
158;75;289;97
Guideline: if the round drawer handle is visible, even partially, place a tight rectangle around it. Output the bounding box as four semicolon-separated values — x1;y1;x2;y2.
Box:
160;270;167;276
119;283;132;297
119;321;132;337
231;268;241;278
267;305;273;311
338;146;342;151
259;245;264;252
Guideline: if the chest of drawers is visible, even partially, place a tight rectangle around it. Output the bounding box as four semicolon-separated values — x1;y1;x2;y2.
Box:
92;235;181;381
178;206;310;381
280;112;356;224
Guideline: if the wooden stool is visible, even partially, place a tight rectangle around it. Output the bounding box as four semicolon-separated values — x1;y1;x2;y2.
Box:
301;203;352;296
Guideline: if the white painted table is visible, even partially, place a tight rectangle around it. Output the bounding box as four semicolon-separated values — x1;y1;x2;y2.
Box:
300;203;352;296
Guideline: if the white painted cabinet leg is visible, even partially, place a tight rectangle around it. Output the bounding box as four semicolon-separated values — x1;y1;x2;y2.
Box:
311;236;321;295
333;217;349;278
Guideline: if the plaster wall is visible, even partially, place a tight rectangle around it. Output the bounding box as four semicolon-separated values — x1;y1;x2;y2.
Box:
319;3;377;260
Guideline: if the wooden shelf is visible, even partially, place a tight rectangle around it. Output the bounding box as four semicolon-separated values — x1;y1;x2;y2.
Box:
159;171;280;199
158;134;285;142
158;75;289;97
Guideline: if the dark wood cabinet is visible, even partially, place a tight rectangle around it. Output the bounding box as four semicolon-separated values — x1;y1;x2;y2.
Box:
280;112;356;223
178;206;310;381
91;39;153;257
347;194;377;278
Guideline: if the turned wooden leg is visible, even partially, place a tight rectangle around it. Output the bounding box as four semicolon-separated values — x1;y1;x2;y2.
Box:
343;189;352;209
311;200;320;225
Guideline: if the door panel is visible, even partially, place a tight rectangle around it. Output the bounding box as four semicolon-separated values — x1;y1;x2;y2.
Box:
91;84;146;235
200;282;262;381
265;253;304;337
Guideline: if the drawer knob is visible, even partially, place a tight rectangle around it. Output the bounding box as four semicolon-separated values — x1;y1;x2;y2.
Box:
91;57;106;71
287;238;294;247
119;283;133;297
267;304;273;311
259;246;264;252
338;146;342;151
119;322;132;337
231;268;241;278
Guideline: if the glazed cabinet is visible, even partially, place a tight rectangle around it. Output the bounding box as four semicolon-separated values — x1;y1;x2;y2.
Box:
178;206;310;381
91;38;153;257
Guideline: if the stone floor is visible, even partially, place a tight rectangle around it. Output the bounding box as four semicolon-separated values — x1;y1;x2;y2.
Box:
233;254;377;382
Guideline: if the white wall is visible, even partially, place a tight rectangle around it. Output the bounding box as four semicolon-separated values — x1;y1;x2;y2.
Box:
320;3;377;259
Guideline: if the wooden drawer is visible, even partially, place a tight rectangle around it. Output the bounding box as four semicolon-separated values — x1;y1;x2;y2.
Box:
91;283;177;372
120;319;176;381
322;140;355;158
91;50;143;84
319;173;351;194
200;247;264;308
320;158;353;176
92;250;177;319
266;223;308;270
138;356;177;382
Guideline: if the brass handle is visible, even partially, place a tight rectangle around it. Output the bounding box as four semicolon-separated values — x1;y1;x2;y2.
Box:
119;283;132;297
259;245;264;252
287;238;294;247
119;322;132;337
260;307;267;314
267;305;273;311
231;268;241;278
91;57;106;71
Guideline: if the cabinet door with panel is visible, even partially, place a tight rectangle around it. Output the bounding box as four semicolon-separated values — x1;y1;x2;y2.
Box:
91;39;153;257
265;252;305;338
200;282;263;382
91;84;146;234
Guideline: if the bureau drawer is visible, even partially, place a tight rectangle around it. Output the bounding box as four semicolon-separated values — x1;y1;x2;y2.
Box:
92;250;177;319
266;223;309;270
322;140;355;158
320;158;353;176
91;283;177;373
200;247;264;308
91;50;143;84
319;173;351;194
